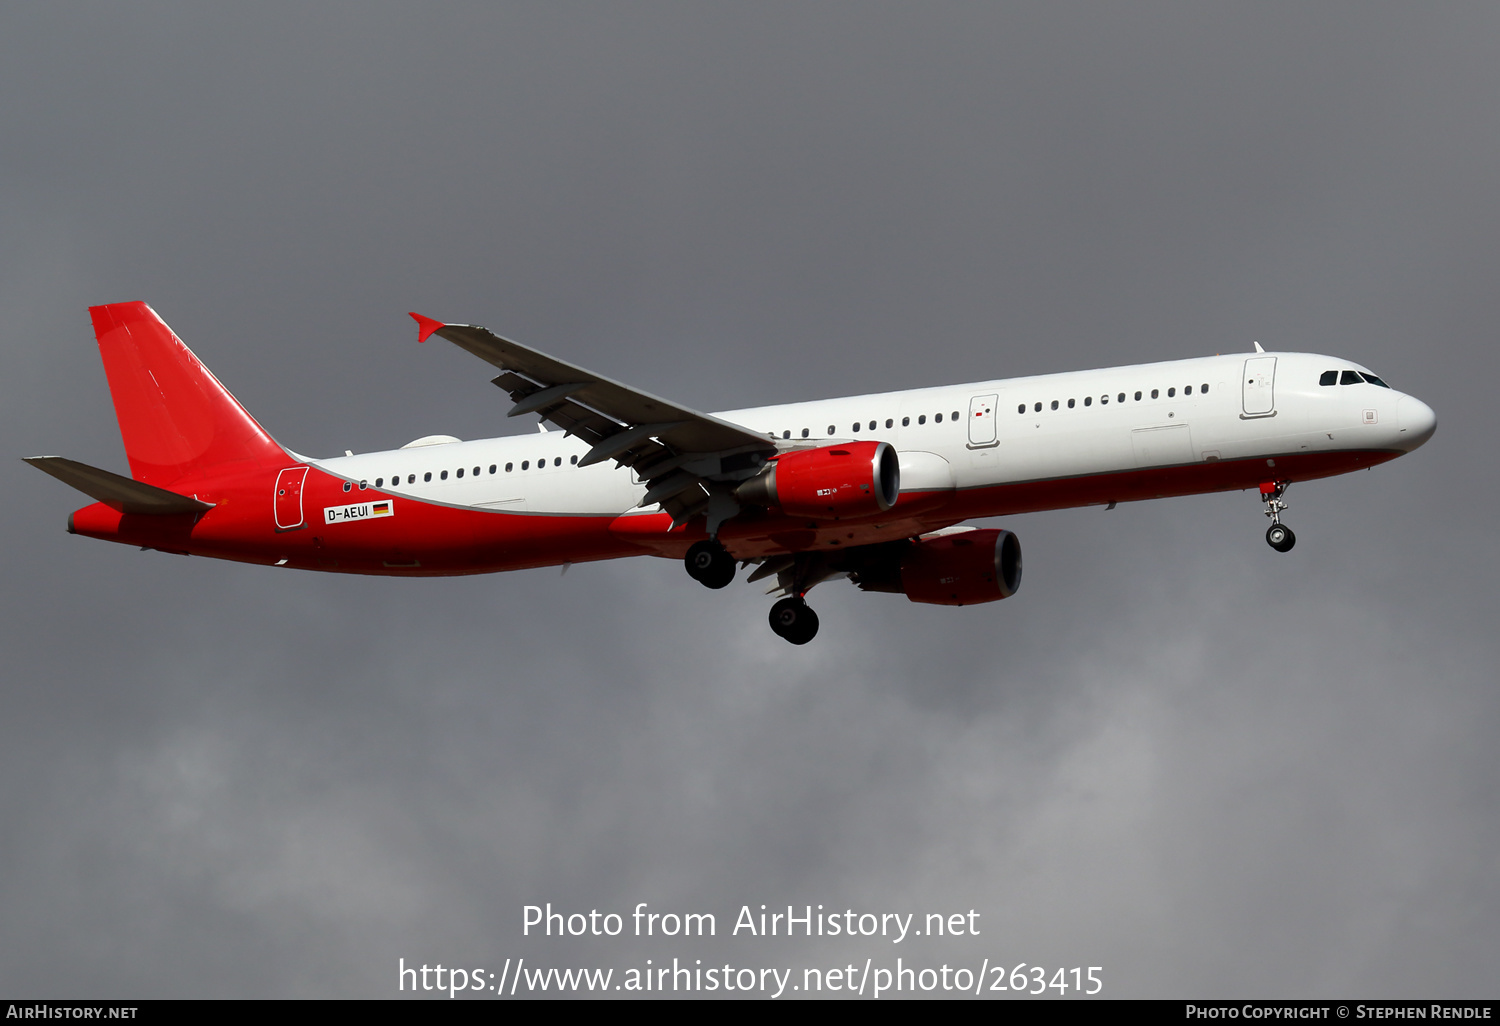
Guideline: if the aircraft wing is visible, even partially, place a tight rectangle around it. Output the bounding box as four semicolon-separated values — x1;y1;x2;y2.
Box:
410;314;778;526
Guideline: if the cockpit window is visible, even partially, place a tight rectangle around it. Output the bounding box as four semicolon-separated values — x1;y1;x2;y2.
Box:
1320;370;1338;386
1340;370;1364;385
1363;373;1391;388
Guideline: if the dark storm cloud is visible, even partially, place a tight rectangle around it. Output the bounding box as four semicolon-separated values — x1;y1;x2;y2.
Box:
2;3;1496;998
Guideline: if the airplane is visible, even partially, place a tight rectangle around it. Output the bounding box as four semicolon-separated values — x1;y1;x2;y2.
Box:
27;302;1436;644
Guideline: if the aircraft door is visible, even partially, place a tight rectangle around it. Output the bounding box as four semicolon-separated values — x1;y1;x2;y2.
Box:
274;466;309;531
968;393;999;447
1242;357;1277;417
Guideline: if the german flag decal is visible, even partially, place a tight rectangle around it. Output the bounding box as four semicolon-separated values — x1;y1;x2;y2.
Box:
324;500;395;525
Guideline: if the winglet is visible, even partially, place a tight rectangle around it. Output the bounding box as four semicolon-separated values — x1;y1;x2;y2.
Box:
409;312;445;344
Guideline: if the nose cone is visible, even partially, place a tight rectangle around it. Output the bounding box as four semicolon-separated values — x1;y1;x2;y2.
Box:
1396;395;1437;451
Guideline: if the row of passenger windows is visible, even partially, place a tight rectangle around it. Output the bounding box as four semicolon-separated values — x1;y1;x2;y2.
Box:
339;455;580;492
1019;383;1210;414
774;411;965;440
334;368;1391;494
1320;369;1390;388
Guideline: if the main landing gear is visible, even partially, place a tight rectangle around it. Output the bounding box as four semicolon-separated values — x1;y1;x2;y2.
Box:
684;539;736;589
685;543;825;644
1260;480;1296;553
768;596;820;645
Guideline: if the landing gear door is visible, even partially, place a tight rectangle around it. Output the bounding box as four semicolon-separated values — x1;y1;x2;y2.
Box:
1242;357;1277;417
967;393;999;448
274;466;310;531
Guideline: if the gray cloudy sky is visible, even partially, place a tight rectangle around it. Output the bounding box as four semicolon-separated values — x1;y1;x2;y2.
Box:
2;3;1496;999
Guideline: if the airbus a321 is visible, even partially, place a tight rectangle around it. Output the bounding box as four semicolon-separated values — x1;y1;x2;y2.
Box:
28;302;1436;644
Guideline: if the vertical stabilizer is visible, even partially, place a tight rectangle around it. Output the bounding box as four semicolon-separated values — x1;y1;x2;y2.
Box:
89;302;289;486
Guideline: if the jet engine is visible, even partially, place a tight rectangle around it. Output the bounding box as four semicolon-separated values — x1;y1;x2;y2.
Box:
851;528;1022;606
736;440;899;520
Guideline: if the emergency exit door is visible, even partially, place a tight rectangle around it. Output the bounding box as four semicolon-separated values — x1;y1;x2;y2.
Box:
968;394;998;447
1242;357;1277;417
274;466;309;531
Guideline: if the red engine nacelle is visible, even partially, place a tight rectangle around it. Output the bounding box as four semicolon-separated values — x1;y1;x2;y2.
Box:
898;528;1022;606
736;440;900;520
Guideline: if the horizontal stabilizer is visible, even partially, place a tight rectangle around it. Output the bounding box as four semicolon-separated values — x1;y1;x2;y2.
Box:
24;456;213;515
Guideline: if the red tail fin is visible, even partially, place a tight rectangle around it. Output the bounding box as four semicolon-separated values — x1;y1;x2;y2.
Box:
90;302;289;487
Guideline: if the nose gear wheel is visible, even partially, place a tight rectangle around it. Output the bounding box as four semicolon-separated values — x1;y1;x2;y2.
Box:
1260;480;1295;552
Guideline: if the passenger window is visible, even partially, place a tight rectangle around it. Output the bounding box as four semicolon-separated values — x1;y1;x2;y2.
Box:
1320;370;1338;386
1032;403;1041;413
852;422;860;433
902;417;910;426
1117;393;1125;403
570;455;578;464
1050;400;1059;410
952;411;960;420
1185;385;1193;395
801;428;810;438
440;470;448;480
342;481;351;492
1151;389;1159;399
1017;405;1025;414
505;463;513;472
489;465;497;474
1068;398;1075;409
1341;370;1363;385
827;425;835;435
1201;383;1210;393
1084;396;1092;407
1101;395;1109;405
521;461;529;470
423;472;431;482
456;468;464;478
474;466;481;475
376;478;383;487
782;430;790;439
1134;391;1142;401
935;413;943;423
554;458;562;467
870;420;877;430
408;474;415;484
919;415;927;424
1168;387;1176;397
884;419;893;429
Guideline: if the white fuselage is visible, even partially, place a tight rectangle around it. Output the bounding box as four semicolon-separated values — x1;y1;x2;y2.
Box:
313;351;1435;519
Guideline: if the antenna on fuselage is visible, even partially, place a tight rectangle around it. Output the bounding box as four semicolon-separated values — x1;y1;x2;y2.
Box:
1252;340;1266;353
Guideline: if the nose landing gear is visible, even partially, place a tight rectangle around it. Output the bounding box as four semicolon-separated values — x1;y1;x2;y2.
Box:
1260;480;1296;552
684;539;736;589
